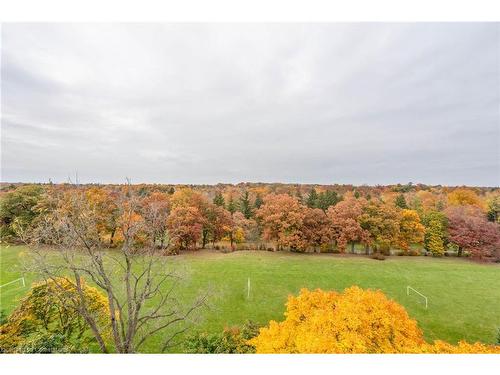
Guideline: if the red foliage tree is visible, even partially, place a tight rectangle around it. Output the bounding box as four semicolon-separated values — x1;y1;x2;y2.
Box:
256;194;306;251
301;208;333;252
446;205;500;260
327;197;370;253
166;206;205;251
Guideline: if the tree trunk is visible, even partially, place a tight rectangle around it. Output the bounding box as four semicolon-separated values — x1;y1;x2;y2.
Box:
110;228;116;246
457;246;463;257
202;230;208;249
351;242;355;254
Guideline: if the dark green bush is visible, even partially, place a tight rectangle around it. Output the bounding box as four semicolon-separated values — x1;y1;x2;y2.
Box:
371;252;386;261
183;321;259;353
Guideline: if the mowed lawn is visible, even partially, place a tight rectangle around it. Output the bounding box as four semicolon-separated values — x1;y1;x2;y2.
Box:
1;245;500;352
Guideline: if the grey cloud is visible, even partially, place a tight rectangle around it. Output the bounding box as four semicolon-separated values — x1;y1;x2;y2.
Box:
1;23;499;186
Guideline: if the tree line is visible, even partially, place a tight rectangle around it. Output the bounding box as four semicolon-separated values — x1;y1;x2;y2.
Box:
1;183;499;260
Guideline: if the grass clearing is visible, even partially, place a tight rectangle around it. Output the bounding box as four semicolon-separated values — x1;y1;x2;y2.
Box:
1;245;499;352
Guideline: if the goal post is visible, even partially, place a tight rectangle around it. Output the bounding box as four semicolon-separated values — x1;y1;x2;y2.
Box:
406;286;428;309
0;277;26;289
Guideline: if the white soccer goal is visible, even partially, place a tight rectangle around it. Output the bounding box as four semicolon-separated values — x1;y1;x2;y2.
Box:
406;286;428;309
247;277;251;299
0;277;26;290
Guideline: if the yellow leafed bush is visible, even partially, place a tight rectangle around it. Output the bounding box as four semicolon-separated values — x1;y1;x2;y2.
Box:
248;286;500;354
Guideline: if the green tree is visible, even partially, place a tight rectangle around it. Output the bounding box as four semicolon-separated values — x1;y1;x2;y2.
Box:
487;196;500;223
254;194;263;209
395;194;408;209
227;196;237;215
317;190;340;211
295;188;304;204
239;191;253;219
306;188;318;208
213;192;225;208
0;184;44;241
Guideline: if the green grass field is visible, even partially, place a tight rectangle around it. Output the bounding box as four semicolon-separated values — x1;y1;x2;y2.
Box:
1;245;499;352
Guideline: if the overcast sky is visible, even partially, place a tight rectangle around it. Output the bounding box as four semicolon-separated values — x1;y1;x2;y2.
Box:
1;23;499;186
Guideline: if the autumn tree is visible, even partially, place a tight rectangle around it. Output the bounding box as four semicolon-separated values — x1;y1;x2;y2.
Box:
0;277;109;353
445;205;500;259
167;206;205;251
359;201;401;254
301;208;332;252
397;209;425;253
26;186;208;353
422;211;448;256
170;188;207;211
327;197;369;253
141;191;170;249
447;188;483;208
425;219;445;256
256;194;306;251
0;184;44;241
248;287;500;354
85;187;120;246
203;204;233;248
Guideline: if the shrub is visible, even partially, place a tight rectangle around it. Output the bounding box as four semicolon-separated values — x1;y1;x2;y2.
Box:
371;252;386;261
0;311;7;326
183;321;259;353
16;332;88;354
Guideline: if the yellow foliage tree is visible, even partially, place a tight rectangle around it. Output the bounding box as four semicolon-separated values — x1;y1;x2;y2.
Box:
447;188;484;209
398;209;425;253
248;287;500;354
0;277;110;353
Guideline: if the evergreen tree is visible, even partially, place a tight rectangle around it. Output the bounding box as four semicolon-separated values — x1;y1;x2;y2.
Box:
168;186;175;195
353;190;360;199
295;188;303;203
395;194;408;209
213;192;225;208
306;188;318;208
317;190;340;211
227;196;237;214
254;193;263;210
239;191;253;219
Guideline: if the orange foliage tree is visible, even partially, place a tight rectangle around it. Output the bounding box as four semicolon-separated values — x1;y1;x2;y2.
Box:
256;194;306;251
249;287;500;354
301;208;333;252
167;206;205;251
327;197;370;253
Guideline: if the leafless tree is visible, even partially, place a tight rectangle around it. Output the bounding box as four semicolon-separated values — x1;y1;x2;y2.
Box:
23;184;209;353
